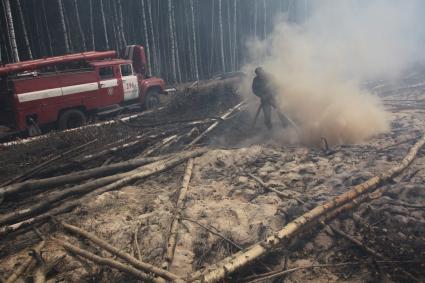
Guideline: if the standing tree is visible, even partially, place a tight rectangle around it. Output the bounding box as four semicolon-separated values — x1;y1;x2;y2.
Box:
58;0;70;53
218;0;225;72
146;0;158;74
89;0;95;50
168;0;177;82
73;0;86;51
227;0;232;71
4;0;19;62
140;0;152;75
117;0;127;47
263;0;267;39
42;0;53;55
233;0;237;70
111;0;122;49
63;3;74;52
208;0;215;76
99;0;109;49
189;0;199;80
254;0;258;38
16;0;32;59
171;1;181;82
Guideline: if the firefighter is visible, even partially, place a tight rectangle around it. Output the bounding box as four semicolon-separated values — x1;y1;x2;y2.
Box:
252;67;289;129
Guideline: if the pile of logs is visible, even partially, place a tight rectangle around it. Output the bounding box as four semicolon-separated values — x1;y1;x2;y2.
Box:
0;97;247;282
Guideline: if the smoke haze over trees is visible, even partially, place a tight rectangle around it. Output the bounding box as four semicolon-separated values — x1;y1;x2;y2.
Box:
238;0;425;145
0;0;311;83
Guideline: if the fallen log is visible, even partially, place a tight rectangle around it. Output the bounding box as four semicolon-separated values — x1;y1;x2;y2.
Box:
1;107;163;148
75;133;151;165
5;240;45;283
141;134;180;157
161;128;200;153
0;139;97;187
41;130;165;175
0;195;84;237
248;173;305;204
58;220;182;282
133;223;142;260
191;134;425;283
163;158;194;270
0;148;207;227
185;76;241;94
245;262;360;283
0;155;166;203
53;238;163;283
188;101;246;146
182;218;242;250
31;250;47;283
119;117;216;129
31;253;65;283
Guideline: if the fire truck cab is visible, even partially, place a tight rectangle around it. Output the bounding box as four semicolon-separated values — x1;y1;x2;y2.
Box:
0;45;166;137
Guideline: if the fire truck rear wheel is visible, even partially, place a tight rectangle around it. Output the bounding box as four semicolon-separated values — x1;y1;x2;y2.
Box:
144;90;160;110
59;109;87;130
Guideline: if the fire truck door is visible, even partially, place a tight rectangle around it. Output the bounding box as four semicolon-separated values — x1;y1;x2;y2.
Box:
120;64;139;101
98;66;122;105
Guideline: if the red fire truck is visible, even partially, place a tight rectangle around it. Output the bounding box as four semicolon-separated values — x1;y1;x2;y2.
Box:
0;45;167;137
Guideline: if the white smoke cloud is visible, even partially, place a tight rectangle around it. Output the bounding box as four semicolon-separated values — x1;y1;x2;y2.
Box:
240;0;425;146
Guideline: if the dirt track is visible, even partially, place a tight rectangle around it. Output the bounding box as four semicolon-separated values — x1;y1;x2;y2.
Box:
0;76;424;282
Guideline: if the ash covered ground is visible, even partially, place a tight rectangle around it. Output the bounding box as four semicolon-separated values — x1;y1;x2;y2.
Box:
0;75;424;283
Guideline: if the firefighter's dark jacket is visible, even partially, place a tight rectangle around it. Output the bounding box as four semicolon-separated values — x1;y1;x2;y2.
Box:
252;74;274;99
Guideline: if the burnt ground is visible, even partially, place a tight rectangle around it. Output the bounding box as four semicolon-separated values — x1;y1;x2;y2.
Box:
0;75;424;282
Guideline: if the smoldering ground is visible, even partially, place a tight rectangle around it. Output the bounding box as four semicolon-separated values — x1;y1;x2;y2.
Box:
238;0;425;146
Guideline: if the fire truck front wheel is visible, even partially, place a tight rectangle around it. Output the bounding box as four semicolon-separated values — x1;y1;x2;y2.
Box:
58;109;87;130
144;90;160;110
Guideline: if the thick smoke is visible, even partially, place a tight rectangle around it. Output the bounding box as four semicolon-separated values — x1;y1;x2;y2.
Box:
240;0;425;146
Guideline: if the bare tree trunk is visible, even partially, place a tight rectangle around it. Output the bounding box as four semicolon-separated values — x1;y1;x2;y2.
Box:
171;2;181;82
168;0;176;82
73;0;86;51
184;0;194;80
32;0;45;56
89;0;95;50
218;0;225;72
58;0;70;53
288;0;295;22
163;159;194;269
146;0;158;74
190;0;199;80
254;0;257;38
99;0;109;49
111;0;122;49
195;0;203;78
233;0;237;70
208;0;215;76
16;0;32;59
63;3;74;52
2;0;12;62
42;0;53;55
4;0;19;62
0;35;2;64
59;221;182;282
112;22;119;51
140;0;151;75
117;0;127;47
227;0;232;71
0;3;11;63
263;0;267;38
